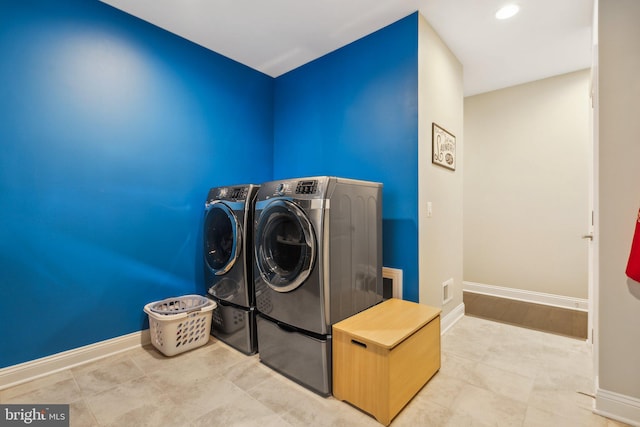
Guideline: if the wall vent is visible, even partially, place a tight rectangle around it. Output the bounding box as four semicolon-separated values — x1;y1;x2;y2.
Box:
442;278;453;305
382;267;403;300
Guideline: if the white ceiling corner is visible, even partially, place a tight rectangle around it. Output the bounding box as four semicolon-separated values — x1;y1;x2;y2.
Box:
100;0;594;96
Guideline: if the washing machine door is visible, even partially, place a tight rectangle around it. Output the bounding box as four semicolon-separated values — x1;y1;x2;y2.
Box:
255;199;316;292
204;201;241;275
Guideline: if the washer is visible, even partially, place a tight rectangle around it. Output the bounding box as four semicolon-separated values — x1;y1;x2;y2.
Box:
253;176;383;395
204;184;259;355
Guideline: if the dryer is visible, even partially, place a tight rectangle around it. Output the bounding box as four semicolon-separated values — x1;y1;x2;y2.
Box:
204;184;259;355
253;176;383;395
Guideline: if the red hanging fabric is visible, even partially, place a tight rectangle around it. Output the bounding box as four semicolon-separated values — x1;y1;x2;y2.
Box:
626;208;640;282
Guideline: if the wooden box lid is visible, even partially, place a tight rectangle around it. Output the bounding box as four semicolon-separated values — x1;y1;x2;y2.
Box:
332;298;441;349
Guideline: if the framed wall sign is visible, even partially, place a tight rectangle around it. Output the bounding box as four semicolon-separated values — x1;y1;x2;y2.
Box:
432;123;456;171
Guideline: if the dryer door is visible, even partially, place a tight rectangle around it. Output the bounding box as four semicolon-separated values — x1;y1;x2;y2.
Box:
204;201;241;275
255;199;316;292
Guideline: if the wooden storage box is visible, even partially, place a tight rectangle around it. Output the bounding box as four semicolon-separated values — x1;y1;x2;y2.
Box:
332;298;441;426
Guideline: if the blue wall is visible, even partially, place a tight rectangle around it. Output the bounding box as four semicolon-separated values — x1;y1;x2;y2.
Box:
273;14;419;302
0;3;420;368
0;0;273;368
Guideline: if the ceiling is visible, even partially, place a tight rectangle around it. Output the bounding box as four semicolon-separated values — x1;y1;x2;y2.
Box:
99;0;594;96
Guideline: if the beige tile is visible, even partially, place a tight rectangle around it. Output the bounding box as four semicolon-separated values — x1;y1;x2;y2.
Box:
126;344;174;374
479;345;543;379
102;400;191;427
450;383;528;426
245;374;317;415
606;417;635;427
281;393;380;427
527;387;596;423
534;340;590;367
533;363;593;396
465;362;535;403
245;373;365;427
128;339;222;375
146;355;221;390
449;315;504;334
416;372;467;410
523;405;608;427
1;315;613;427
145;342;245;392
221;355;275;392
392;397;452;427
84;376;186;426
69;399;99;427
439;352;477;382
441;321;496;362
190;388;286;427
0;370;75;402
163;377;253;423
325;400;381;427
538;344;594;381
71;354;145;396
2;377;82;405
444;412;494;427
194;412;290;427
190;342;248;372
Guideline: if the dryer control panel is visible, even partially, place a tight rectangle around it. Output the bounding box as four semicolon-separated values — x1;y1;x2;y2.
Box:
259;177;329;200
295;180;318;195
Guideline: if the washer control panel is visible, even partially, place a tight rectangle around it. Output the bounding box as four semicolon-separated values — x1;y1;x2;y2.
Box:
206;186;249;203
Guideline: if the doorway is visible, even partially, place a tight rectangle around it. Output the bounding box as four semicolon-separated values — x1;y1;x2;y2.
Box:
462;69;594;342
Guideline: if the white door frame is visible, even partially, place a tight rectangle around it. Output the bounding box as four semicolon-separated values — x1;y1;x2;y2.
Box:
589;1;600;390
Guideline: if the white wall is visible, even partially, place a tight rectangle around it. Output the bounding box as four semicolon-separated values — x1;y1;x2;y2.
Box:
595;0;640;423
418;14;464;318
464;70;591;299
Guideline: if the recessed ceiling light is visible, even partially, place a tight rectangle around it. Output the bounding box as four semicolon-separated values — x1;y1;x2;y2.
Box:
495;4;520;20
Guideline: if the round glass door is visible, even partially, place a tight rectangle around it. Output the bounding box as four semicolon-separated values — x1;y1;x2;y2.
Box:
204;202;241;275
255;199;316;292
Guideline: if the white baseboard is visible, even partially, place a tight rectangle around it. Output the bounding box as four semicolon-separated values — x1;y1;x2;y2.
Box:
0;330;151;390
463;281;589;312
594;387;640;426
441;302;465;335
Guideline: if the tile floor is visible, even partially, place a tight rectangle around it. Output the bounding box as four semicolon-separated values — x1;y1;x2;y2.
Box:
0;316;630;427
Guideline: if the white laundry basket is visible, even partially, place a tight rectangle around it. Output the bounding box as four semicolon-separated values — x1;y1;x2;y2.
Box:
144;295;216;356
